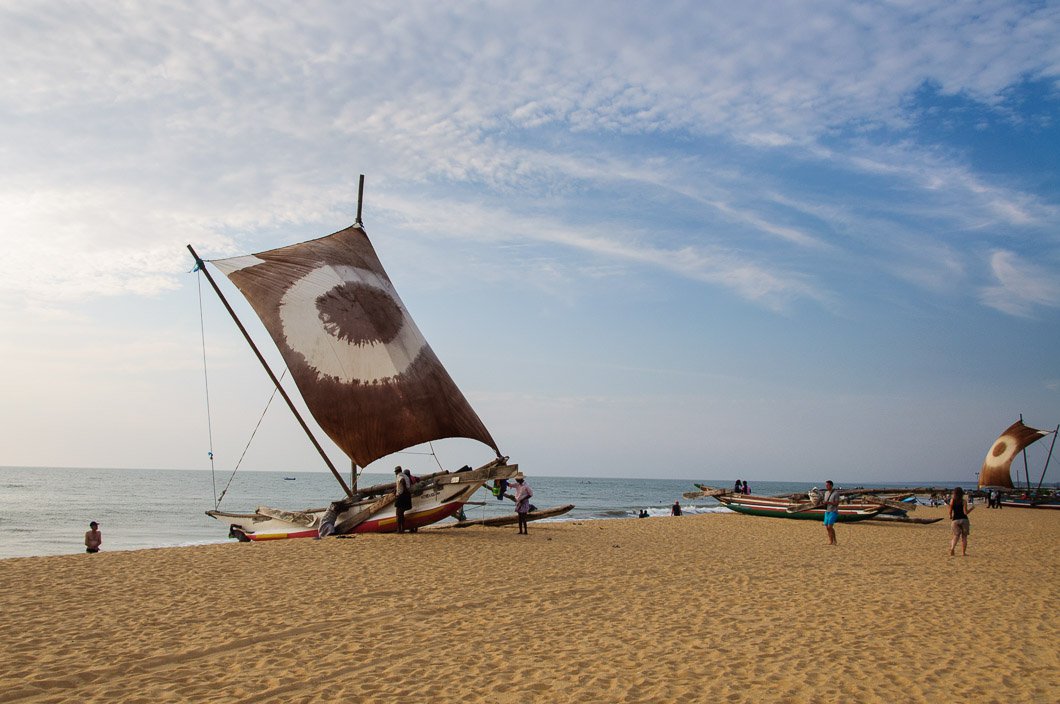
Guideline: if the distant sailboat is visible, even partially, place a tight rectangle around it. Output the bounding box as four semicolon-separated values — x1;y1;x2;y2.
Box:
189;178;521;539
979;418;1059;509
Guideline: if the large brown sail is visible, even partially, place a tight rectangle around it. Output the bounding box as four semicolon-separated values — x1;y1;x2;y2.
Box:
978;420;1048;488
210;225;500;468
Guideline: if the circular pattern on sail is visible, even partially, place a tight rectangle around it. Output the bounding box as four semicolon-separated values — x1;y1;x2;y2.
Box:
278;265;427;384
984;436;1017;470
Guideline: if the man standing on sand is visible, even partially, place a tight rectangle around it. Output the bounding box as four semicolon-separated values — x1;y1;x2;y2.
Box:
511;473;533;535
394;466;412;534
85;521;102;553
821;480;840;545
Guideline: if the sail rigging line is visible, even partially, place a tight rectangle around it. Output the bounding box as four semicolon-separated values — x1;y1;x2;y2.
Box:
215;368;290;508
195;269;219;509
395;443;446;471
187;244;355;500
427;441;445;472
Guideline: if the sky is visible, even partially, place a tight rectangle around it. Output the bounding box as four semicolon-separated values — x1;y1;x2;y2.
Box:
1;1;1058;484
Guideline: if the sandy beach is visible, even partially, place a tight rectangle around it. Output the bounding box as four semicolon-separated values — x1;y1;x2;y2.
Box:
1;505;1056;703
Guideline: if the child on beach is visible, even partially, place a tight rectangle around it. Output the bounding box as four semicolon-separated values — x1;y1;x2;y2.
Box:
85;521;102;553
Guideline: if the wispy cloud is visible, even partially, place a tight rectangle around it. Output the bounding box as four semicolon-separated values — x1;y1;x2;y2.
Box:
373;191;826;311
0;0;1057;315
979;250;1060;316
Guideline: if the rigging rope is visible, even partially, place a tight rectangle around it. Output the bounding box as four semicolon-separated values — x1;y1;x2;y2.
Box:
197;265;289;509
427;441;445;472
196;271;218;509
215;369;288;506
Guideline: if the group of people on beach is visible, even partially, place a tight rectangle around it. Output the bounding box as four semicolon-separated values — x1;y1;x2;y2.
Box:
817;480;973;555
393;466;534;535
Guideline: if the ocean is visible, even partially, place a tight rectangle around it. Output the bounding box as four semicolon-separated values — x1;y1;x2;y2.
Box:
0;466;972;559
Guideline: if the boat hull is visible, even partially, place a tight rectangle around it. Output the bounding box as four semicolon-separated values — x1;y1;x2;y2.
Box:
715;494;883;522
443;504;575;528
998;497;1060;510
208;465;515;541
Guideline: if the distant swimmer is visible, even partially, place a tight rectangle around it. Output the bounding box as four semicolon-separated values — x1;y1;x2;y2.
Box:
85;521;102;553
639;509;649;518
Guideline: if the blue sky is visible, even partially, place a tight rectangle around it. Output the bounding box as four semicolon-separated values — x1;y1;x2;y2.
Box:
1;1;1058;483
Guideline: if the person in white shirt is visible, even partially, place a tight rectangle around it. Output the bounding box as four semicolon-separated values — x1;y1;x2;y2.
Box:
394;466;413;533
511;473;533;535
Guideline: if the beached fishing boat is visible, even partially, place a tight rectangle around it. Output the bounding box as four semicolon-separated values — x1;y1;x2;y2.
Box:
978;417;1059;510
686;483;947;523
712;493;885;522
189;177;535;540
444;504;576;528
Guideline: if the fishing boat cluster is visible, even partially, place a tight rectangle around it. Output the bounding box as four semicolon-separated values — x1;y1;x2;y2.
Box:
190;180;1057;544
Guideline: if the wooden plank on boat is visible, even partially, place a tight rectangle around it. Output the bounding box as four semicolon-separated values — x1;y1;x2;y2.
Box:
684;488;728;499
256;506;318;527
786;501;818;513
334;493;397;535
859;496;916;512
441;504;575;528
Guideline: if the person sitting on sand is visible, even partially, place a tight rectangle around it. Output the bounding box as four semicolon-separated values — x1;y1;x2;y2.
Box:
821;481;840;545
511;473;533;535
671;501;682;516
734;479;743;494
85;521;102;553
947;486;973;556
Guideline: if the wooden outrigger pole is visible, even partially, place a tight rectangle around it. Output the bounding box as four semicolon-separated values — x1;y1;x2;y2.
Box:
1020;413;1032;489
187;243;355;500
1032;425;1059;497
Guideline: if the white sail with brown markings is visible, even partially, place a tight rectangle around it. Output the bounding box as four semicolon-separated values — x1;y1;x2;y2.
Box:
210;225;500;469
978;419;1049;488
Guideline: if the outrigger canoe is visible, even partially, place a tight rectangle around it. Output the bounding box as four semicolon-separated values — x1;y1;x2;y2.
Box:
714;493;885;522
443;504;576;528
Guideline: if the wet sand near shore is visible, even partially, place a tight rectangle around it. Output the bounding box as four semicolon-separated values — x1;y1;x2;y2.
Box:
1;506;1056;703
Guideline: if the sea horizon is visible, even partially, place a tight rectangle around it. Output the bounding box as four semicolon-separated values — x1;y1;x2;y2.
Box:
0;465;1002;560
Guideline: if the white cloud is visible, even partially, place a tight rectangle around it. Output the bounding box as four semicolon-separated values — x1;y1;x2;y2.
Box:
980;250;1060;316
0;0;1057;312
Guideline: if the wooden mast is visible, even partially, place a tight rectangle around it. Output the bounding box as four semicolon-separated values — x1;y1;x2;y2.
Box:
187;243;355;500
354;174;365;227
1020;413;1032;489
1032;425;1058;497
